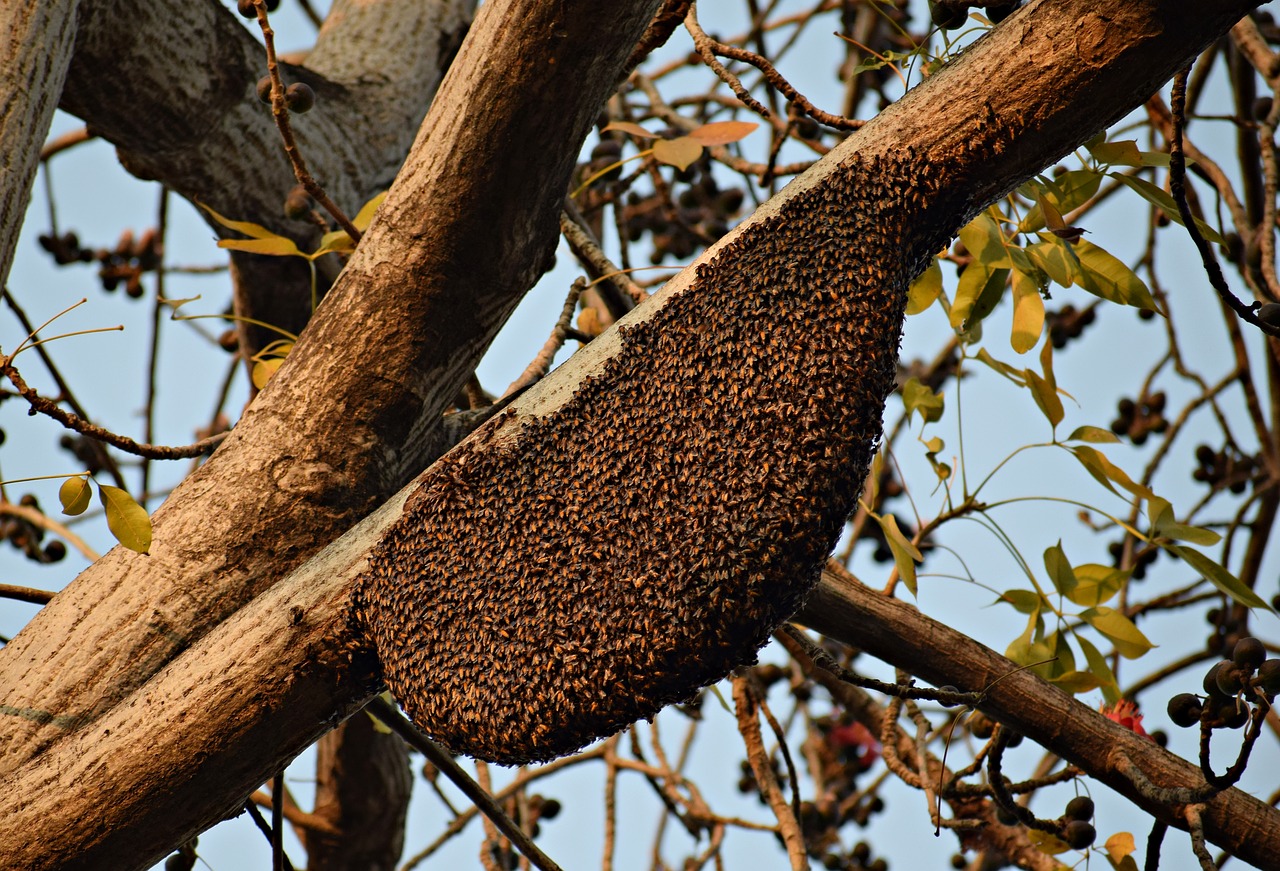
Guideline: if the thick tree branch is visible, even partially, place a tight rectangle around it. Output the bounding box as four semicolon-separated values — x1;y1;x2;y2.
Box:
0;0;80;289
59;0;473;354
0;0;665;855
796;565;1280;868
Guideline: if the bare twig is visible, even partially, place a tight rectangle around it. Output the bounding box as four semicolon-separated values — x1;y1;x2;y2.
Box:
1169;68;1280;335
2;363;227;461
732;675;808;871
367;697;565;871
247;0;361;242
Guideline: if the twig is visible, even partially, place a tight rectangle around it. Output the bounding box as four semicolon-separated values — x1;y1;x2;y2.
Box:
242;797;295;871
1145;819;1167;871
0;583;55;605
686;3;861;131
1185;804;1219;871
39;127;94;161
560;205;648;306
142;187;170;502
2;363;227;461
367;697;565;871
731;675;808;871
271;771;285;871
504;279;587;398
247;0;361;242
248;790;341;836
1169;68;1280;336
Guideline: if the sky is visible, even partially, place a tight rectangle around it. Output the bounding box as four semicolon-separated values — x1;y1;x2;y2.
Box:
2;2;1278;870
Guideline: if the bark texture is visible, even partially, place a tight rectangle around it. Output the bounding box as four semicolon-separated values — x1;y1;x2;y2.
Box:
60;0;473;355
0;0;80;290
0;0;1272;867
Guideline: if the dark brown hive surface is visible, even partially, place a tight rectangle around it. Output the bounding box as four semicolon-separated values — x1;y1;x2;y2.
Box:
357;153;956;764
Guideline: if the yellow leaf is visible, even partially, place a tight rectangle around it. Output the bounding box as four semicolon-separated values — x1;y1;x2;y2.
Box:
217;237;302;257
313;230;355;257
652;137;703;171
1010;269;1044;353
59;476;92;516
252;357;286;390
602;121;657;139
98;484;152;555
353;191;387;231
687;120;758;146
199;203;281;239
1104;831;1141;870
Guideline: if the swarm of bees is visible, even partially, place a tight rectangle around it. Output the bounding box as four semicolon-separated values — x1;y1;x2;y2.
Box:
356;151;954;764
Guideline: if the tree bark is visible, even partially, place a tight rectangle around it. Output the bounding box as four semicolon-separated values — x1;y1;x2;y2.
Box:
0;0;1271;867
0;0;664;780
0;0;80;290
59;0;473;356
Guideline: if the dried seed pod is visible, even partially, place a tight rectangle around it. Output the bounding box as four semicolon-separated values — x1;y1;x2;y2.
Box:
356;153;956;764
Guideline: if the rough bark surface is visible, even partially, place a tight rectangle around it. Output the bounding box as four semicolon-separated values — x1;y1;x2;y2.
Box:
0;0;663;786
0;0;80;289
60;0;473;355
0;0;1272;867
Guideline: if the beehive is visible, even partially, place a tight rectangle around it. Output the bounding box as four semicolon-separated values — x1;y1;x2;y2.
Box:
356;151;957;764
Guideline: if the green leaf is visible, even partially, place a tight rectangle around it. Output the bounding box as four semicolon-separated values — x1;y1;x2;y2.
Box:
1066;425;1120;444
902;377;944;424
952;264;1008;331
1081;606;1154;659
1019;172;1102;234
652;137;703;170
59;476;92;516
974;348;1027;385
1010;268;1044;353
906;259;942;315
1165;544;1272;610
1044;542;1076;598
1069;445;1155;503
1025;369;1063;429
1151;502;1220;546
997;588;1043;615
1088;139;1145;167
1047;629;1078;676
98;484;152;555
217;237;302;257
1051;670;1100;694
1077;634;1121;704
1110;173;1225;245
923;436;951;480
877;513;923;596
1066;564;1130;608
1074;240;1158;310
1026;236;1084;288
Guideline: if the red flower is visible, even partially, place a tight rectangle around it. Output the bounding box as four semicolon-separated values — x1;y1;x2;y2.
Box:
1101;699;1153;740
829;721;882;765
